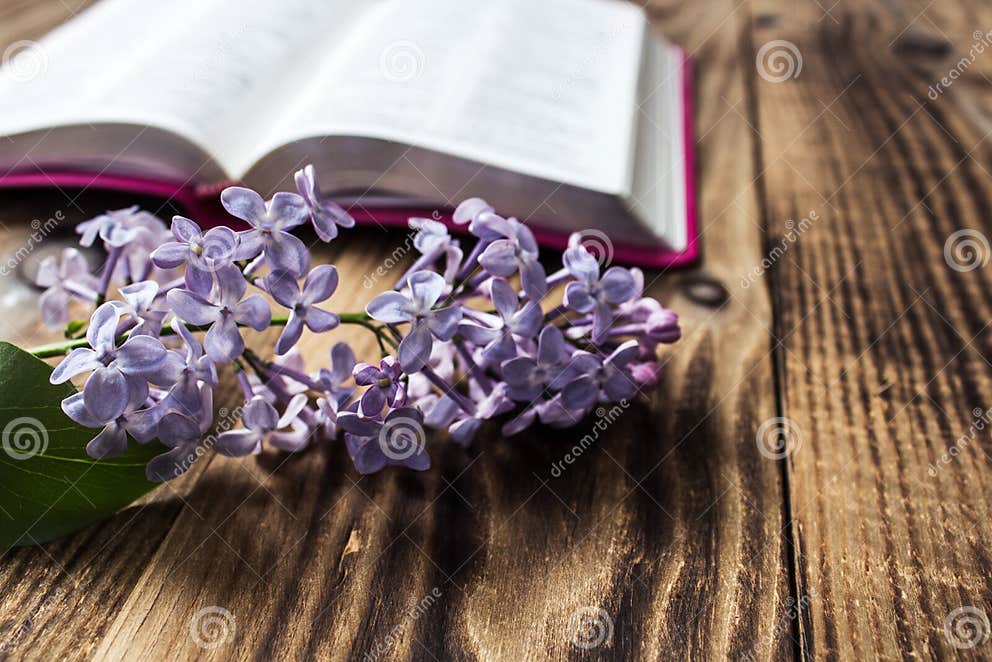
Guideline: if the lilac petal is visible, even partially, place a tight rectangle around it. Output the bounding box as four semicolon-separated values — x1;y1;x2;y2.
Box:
265;271;301;308
601;266;637;304
538;396;585;427
266;231;309;276
171;215;201;242
513;221;539;254
537;326;567;366
564;282;595;313
564;244;600;282
353;363;383;385
120;280;158;310
603;371;638;401
511;302;543;338
295;165;318;200
366;291;412;323
126;403;165;442
646;309;680;342
270;424;312;452
330;343;356;383
442;245;463;283
482;333;517;364
61;392;101;427
156;411;201;447
502;407;537;436
146;444;198;481
519;256;547;301
87;302;121;353
302;265;338;304
35;255;59;288
562;377;599;410
359;388;386;417
428;306;462;341
470;212;513;240
184;265;214;297
453;197;493;224
478;240;518;277
243;396;279;432
552;352;599;390
77;218;102;247
345;434;388;474
62;248;91;279
50;347;100;384
199;226;239;269
275;314;305;355
234;229;265;260
276;393;309;428
116;335;167;375
459;322;500;346
86;423;128;460
608;340;641;368
304;307;339;333
408;271;446;309
204;315;244;362
84;367;129;421
221;187;266;224
268;192;307;229
424;395;461;428
312;204;351;241
151;242;188;269
39;287;69;329
215;429;262;457
449;418;481;447
591;301;614;343
337;413;380;437
398;323;433;373
215;264;248;308
410;218;449;253
322;201;355;228
167;289;218;325
489;278;517;321
501;356;537;385
234;294;271;331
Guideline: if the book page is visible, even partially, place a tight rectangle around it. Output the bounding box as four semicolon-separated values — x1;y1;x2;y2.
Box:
627;36;688;250
0;0;361;178
240;0;647;194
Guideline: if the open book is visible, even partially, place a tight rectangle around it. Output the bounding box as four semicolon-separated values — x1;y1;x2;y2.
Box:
0;0;697;268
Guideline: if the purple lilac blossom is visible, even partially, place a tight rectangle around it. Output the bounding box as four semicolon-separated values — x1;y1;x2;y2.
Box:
265;265;340;355
150;216;241;295
365;271;461;373
36;248;98;329
295;165;355;241
42;172;678;481
166;265;270;362
220;187;309;275
353;356;403;416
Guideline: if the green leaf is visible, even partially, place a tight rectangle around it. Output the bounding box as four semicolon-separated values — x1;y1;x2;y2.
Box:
0;341;162;548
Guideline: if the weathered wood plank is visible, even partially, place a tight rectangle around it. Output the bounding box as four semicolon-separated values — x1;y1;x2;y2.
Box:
0;1;792;659
750;0;992;658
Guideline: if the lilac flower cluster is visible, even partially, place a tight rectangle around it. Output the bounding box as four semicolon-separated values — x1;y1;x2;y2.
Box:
37;166;680;481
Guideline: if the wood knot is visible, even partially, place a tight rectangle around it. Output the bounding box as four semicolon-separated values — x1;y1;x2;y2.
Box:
754;13;779;29
680;274;730;308
892;32;952;59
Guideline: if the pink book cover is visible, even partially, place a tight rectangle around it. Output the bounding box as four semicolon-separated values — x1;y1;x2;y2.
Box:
0;54;697;270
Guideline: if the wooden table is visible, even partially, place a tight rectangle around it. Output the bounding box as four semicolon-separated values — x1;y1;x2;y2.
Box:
2;0;992;659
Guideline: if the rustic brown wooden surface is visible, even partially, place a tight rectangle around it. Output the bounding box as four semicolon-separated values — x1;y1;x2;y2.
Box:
1;0;991;659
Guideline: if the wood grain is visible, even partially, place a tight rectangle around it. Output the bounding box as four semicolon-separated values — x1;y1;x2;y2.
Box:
751;0;992;658
3;0;991;659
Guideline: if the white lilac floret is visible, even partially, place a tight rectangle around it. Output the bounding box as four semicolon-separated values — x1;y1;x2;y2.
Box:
39;165;681;481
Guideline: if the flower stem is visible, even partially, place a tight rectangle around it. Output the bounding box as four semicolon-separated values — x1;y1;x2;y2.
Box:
29;311;377;358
